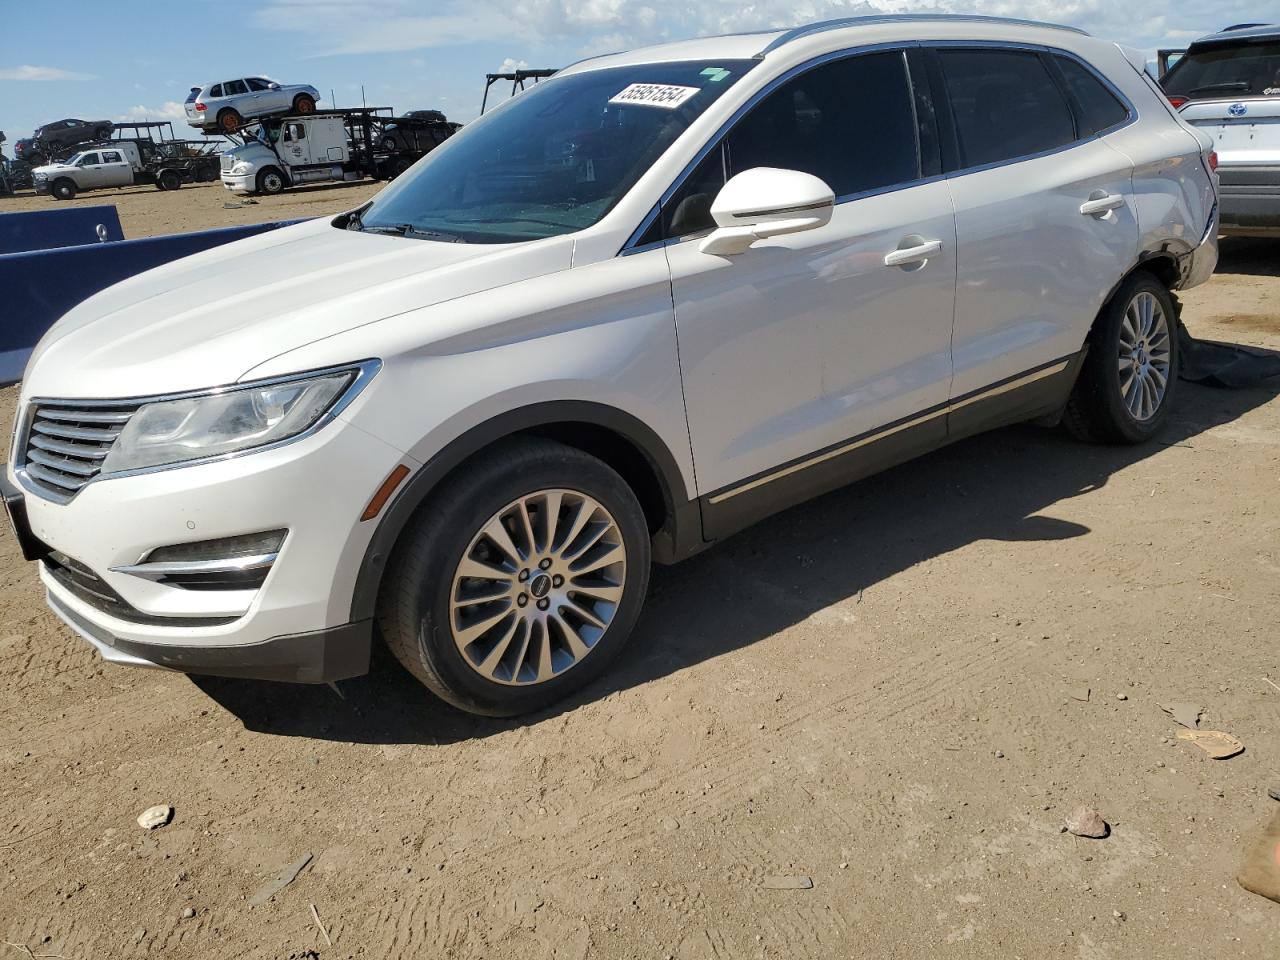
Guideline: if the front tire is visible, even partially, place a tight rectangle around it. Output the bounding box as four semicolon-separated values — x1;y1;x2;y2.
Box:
378;439;651;716
51;178;76;200
293;94;316;114
1064;271;1179;444
255;168;285;195
156;169;182;191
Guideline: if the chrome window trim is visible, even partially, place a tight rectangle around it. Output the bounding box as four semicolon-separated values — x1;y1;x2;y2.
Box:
619;39;1138;256
13;359;381;503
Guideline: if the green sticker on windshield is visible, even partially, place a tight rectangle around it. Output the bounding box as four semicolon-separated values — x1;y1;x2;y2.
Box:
700;67;731;82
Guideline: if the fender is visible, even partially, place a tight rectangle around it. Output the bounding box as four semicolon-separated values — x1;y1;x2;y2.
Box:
347;400;705;624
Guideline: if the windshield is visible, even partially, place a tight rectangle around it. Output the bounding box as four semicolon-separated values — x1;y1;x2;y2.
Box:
63;152;84;166
358;60;754;243
1163;41;1280;100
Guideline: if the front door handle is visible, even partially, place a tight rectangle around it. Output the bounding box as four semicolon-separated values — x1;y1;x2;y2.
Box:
1080;193;1125;217
883;239;943;268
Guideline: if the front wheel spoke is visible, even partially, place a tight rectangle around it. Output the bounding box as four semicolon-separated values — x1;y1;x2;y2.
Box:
456;555;512;582
538;490;564;554
476;616;521;676
455;606;513;648
564;597;608;631
1120;311;1139;347
550;611;592;661
564;521;611;562
516;498;538;558
555;499;594;555
571;542;625;575
533;621;554;681
482;518;525;566
1148;364;1167;390
568;581;624;605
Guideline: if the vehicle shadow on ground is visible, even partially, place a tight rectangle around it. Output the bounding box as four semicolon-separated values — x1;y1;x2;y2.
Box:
195;376;1280;744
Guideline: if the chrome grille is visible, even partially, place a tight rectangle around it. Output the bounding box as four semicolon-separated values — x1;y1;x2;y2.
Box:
21;401;140;501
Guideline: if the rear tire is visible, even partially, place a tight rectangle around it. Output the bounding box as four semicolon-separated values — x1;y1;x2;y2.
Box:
156;170;182;191
217;108;243;134
1063;271;1179;444
378;438;651;717
51;178;76;200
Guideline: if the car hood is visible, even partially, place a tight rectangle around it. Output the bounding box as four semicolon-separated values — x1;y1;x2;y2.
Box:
31;163;74;175
23;217;575;399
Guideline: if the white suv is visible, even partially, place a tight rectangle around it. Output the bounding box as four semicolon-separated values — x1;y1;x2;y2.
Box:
185;77;320;133
4;16;1218;716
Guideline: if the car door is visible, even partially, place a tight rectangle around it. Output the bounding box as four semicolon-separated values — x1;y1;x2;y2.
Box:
74;151;105;188
662;49;957;535
223;79;250;114
281;122;312;165
246;78;281;113
97;149;133;187
933;46;1138;415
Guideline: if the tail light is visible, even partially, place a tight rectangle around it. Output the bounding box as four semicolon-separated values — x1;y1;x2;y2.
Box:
1207;150;1219;172
194;101;206;112
1167;95;1189;109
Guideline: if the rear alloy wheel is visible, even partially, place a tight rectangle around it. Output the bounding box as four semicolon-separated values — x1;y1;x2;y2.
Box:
217;109;243;134
1064;271;1179;444
379;438;650;716
293;94;316;114
256;168;285;195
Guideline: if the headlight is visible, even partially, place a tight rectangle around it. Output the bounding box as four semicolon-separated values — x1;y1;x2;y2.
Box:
101;364;376;474
231;162;251;175
34;173;47;181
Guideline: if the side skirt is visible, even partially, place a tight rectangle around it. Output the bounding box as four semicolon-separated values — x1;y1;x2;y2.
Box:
697;351;1085;543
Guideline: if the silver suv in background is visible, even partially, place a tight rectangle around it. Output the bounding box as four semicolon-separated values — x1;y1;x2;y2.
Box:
186;77;320;133
1163;23;1280;236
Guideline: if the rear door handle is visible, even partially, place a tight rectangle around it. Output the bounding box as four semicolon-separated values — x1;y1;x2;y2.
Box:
1079;193;1125;217
883;239;943;268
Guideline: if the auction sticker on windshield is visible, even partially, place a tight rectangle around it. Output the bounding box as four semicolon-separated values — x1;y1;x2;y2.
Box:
609;83;701;109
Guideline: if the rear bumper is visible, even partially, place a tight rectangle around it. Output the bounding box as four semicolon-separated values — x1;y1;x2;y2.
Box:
48;590;372;683
1217;165;1280;235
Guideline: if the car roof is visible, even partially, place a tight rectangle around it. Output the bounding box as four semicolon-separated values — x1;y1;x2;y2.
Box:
1191;23;1280;46
556;14;1090;74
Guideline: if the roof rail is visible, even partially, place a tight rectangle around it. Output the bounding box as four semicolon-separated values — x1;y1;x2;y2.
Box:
757;14;1089;56
1221;22;1269;31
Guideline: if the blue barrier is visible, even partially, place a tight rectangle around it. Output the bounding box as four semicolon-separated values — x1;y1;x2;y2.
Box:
0;205;125;254
1;219;303;386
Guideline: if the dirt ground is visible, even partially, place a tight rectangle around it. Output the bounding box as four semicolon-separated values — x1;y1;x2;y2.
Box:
1;184;1278;959
0;180;382;238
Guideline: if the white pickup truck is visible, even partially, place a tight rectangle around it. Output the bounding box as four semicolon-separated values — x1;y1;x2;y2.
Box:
220;110;456;195
32;141;218;200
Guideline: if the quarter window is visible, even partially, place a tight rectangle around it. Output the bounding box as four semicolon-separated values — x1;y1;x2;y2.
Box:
209;84;223;98
939;49;1076;168
1054;56;1129;135
662;50;920;238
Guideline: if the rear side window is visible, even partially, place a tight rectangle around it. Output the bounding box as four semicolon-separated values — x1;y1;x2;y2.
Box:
225;80;249;96
1054;56;1129;135
101;151;122;163
1163;42;1280;100
940;49;1076;167
661;51;920;238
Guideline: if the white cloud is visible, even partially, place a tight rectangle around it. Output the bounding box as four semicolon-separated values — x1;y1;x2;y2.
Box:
253;0;1272;60
498;57;531;72
0;64;94;81
115;101;189;123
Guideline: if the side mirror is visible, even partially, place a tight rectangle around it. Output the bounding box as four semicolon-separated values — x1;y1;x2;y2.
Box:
268;82;281;90
699;167;835;256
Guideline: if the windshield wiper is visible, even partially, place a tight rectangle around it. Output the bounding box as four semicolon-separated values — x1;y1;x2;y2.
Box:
360;223;466;243
1188;81;1250;94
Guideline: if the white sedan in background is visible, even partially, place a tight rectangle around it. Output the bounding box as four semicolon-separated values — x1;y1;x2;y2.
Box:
185;77;320;133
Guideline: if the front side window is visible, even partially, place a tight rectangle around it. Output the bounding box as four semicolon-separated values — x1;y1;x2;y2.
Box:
1054;56;1129;135
359;60;754;243
940;48;1076;168
247;78;272;91
662;50;920;238
76;153;100;166
1163;41;1280;100
284;122;305;141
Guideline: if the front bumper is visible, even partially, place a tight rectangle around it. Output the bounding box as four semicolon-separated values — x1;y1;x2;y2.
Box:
6;398;411;682
1217;165;1280;236
221;172;254;194
48;590;371;682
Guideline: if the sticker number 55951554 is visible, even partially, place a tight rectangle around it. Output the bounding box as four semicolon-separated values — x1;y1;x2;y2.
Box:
609;83;701;109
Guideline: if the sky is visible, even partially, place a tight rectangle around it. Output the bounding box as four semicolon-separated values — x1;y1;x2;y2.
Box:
2;0;1278;146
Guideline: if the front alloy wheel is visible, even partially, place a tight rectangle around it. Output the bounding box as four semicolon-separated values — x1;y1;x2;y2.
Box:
379;438;650;716
450;490;626;685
